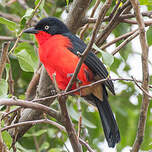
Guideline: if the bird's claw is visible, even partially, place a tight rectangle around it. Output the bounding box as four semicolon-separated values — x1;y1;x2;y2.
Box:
51;89;57;95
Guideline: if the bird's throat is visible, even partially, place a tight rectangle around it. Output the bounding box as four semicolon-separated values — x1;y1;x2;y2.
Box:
35;31;52;45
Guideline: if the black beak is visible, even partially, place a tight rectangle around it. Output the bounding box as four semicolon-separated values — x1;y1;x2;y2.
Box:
23;27;39;34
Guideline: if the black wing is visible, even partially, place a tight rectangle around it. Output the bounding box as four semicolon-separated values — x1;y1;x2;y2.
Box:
63;33;115;95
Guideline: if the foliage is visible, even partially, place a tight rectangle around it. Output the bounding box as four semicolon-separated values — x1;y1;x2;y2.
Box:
0;0;152;152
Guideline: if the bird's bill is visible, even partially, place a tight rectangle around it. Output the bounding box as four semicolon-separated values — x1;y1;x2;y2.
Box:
23;27;39;34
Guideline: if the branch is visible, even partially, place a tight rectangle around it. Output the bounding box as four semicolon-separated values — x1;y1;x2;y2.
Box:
130;0;149;152
100;28;138;50
112;29;139;55
79;139;95;152
29;77;152;103
0;35;34;44
58;96;83;152
65;0;91;34
52;71;83;151
95;0;131;46
0;11;20;23
0;98;60;121
121;19;152;26
87;16;152;26
0;42;10;80
119;11;152;19
2;119;65;132
132;77;152;99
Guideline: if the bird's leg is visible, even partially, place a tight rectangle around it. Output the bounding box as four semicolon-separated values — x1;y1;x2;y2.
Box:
77;51;82;57
67;73;82;84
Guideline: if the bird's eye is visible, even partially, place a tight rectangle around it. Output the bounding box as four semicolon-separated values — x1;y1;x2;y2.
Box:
44;25;49;30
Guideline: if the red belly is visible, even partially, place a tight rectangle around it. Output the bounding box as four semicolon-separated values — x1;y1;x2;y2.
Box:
36;33;93;92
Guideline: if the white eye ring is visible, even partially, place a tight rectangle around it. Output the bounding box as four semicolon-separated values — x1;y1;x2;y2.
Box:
44;25;49;30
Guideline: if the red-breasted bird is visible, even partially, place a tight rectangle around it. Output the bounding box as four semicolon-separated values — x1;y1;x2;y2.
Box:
23;17;120;147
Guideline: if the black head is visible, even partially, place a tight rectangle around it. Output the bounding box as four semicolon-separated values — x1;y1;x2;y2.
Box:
23;17;70;35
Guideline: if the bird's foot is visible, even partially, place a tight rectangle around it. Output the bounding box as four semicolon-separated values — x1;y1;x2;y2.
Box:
50;88;57;95
67;73;82;84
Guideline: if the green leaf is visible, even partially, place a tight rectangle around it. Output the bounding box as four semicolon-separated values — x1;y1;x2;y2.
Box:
93;43;114;67
40;142;49;150
24;130;47;137
14;42;38;72
0;79;8;97
0;17;17;31
2;131;12;148
15;50;34;72
20;8;34;29
47;128;56;138
147;26;152;46
35;0;40;5
15;142;30;152
69;104;96;128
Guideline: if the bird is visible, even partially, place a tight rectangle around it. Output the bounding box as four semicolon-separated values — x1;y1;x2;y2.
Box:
23;17;120;148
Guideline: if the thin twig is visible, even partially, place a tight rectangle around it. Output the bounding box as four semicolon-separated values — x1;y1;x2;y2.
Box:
132;77;152;98
0;42;10;80
130;0;149;151
79;138;95;152
2;119;65;132
0;11;20;23
2;107;21;120
87;18;152;26
112;30;139;55
8;0;43;55
30;77;152;103
0;36;34;44
79;0;101;39
100;28;138;50
121;19;152;26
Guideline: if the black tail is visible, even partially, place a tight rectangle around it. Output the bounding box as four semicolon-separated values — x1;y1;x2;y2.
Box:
93;89;120;147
